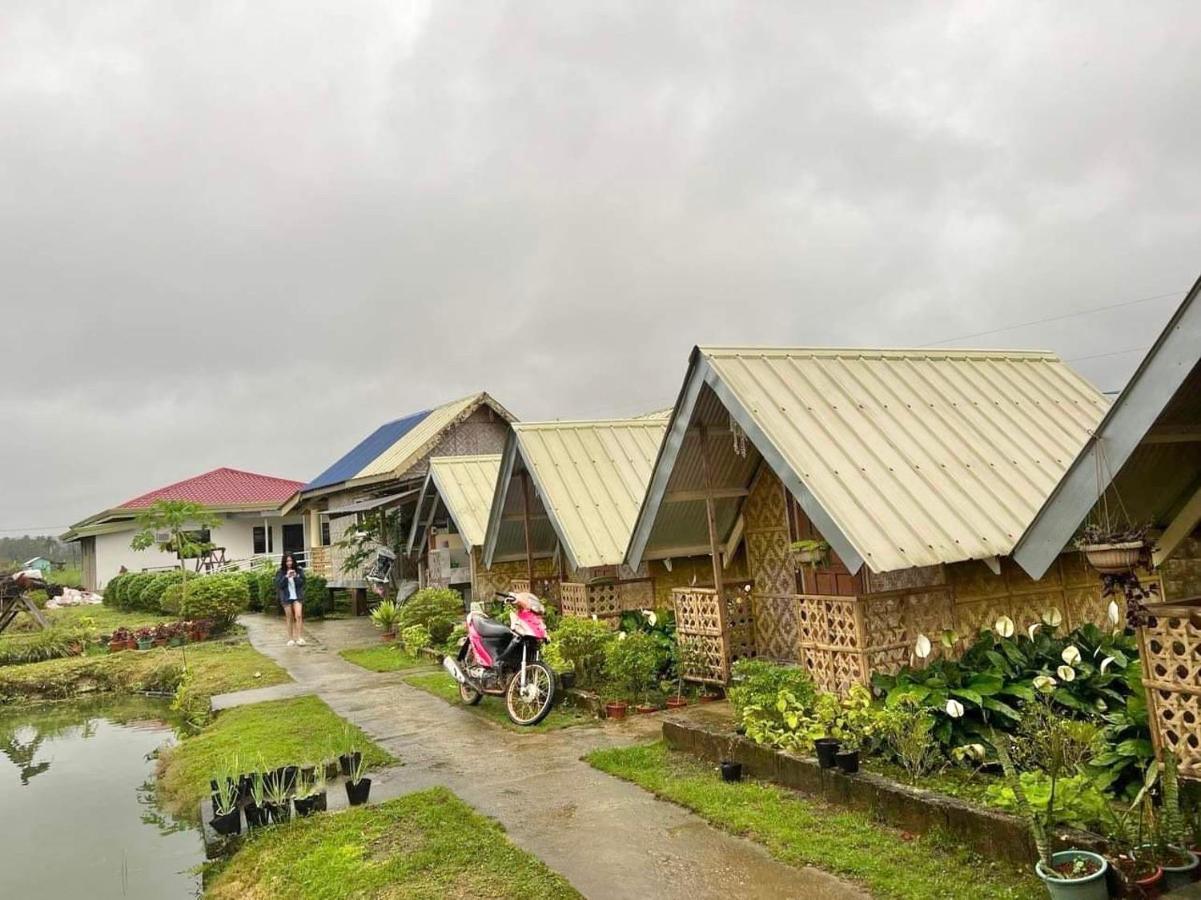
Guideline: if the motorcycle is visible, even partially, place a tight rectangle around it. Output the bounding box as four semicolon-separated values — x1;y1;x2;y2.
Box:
442;591;556;726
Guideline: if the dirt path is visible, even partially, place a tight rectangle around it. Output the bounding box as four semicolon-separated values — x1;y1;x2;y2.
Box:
234;614;866;900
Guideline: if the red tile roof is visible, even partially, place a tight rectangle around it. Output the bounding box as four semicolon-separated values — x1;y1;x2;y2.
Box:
118;468;303;510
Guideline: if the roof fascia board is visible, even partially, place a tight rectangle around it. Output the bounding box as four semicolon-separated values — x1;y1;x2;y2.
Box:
513;432;582;572
626;349;707;568
483;432;520;569
700;355;867;574
1014;273;1201;578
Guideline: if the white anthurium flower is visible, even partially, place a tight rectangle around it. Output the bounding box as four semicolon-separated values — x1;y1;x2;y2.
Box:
1057;665;1076;682
1100;656;1115;674
617;631;627;641
966;743;987;761
1061;645;1082;666
994;615;1015;638
945;699;965;719
643;610;657;627
1107;600;1121;626
1028;623;1041;640
914;634;932;659
1042;608;1063;628
1033;674;1057;694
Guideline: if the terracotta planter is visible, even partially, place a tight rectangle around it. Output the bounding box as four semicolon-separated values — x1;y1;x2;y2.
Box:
108;640;125;654
698;693;722;703
665;696;689;709
381;631;396;642
125;639;138;651
1080;541;1144;575
605;701;628;720
635;704;659;715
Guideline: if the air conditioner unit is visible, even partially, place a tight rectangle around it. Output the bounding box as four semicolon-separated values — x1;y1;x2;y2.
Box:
154;530;173;544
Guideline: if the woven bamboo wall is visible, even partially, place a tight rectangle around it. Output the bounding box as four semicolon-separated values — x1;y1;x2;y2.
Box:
1140;599;1201;780
672;587;756;683
561;579;655;620
1160;535;1201;601
471;549;559;601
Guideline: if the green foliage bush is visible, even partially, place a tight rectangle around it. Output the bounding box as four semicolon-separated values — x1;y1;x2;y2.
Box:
985;771;1110;832
160;573;248;629
139;571;185;612
241;571;261;612
604;632;667;704
401;624;432;658
728;659;817;722
397;588;464;644
442;624;467;657
550;616;615;689
102;573;130;607
118;573;157;611
0;623;95;667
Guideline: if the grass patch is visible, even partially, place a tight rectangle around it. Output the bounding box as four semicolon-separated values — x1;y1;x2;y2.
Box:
585;742;1042;900
339;644;436;673
1;604;172;638
863;757;1001;806
404;671;594;733
206;786;578;899
0;639;289;717
157;695;395;817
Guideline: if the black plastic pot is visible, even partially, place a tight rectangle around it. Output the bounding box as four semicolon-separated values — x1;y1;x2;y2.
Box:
720;761;743;783
299;764;317;781
338;752;362;778
324;760;341;780
835;749;860;774
814;738;840;769
209;808;241;836
345;778;372;806
265;801;291;824
244;802;270;828
293;794;325;817
237;774;255;804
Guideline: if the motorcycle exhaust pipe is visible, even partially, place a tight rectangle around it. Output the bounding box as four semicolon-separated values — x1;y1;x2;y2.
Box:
442;656;467;684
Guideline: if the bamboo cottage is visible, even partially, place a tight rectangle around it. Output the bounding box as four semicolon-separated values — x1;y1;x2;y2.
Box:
626;347;1127;692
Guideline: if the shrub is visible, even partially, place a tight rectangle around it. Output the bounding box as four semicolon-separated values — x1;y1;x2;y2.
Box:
139;570;185;612
370;600;401;634
241;571;261;612
397;588;464;644
551;617;615;689
102;573;130;607
728;659;817;723
401;624;432;658
985;771;1111;832
876;698;941;782
0;623;95;666
443;624;467;656
303;571;329;617
604;632;666;704
120;573;157;611
255;566;277;613
160;573;248;629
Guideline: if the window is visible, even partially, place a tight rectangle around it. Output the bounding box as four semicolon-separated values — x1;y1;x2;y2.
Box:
253;525;274;554
321;520;331;547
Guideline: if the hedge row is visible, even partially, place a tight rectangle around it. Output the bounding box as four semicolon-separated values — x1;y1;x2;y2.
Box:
103;565;330;619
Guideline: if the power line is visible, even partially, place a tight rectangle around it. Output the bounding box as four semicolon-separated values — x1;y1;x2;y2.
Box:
0;526;70;534
1065;346;1149;364
923;288;1184;348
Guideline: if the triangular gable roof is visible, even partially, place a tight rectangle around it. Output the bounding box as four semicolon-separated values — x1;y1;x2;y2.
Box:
1014;273;1201;578
407;455;502;552
301;392;515;495
121;467;303;509
485;418;668;570
628;346;1108;574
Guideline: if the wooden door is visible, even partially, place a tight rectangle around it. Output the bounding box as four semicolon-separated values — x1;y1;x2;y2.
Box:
790;501;861;596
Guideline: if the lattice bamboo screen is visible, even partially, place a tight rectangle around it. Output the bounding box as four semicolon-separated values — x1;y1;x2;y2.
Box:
673;587;756;683
560;580;655;620
1140;600;1201;780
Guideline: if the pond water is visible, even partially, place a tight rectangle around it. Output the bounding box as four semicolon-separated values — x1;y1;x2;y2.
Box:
0;696;203;899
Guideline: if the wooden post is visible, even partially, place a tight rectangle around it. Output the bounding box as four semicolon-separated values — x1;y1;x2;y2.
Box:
698;426;731;678
521;471;535;584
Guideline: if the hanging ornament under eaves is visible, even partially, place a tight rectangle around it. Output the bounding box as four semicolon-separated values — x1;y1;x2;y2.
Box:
729;413;747;458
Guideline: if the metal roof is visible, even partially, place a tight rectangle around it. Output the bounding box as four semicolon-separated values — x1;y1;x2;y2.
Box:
498;418;668;569
1014;272;1201;578
302;393;515;494
629;346;1108;574
425;455;502;550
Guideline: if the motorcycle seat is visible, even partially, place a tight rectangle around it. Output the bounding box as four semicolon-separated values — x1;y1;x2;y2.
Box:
472;615;511;638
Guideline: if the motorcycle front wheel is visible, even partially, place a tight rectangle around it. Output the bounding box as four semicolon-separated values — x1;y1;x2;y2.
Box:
505;660;555;726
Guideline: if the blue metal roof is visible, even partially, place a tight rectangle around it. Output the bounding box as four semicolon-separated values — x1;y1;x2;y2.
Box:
304;408;432;491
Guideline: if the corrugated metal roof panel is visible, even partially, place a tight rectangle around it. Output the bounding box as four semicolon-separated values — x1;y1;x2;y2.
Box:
305;409;432;490
356;394;484;479
428;455;502;550
515;418;668;568
701;347;1108;572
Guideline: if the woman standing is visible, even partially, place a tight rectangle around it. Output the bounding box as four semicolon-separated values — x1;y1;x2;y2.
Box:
275;554;306;646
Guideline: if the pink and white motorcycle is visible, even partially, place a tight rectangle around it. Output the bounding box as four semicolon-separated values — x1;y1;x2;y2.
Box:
442;591;556;726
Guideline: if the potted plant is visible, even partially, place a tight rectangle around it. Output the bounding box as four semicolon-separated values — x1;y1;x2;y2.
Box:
994;733;1108;899
834;733;860;774
1075;523;1149;576
108;627;132;653
814;737;841;769
719;760;743;782
667;641;703;709
345;752;372;806
293;769;327;817
274;764;299;797
790;539;829;570
1102;804;1163;896
339;748;362;779
263;773;291;824
370;599;401;641
604;632;663;720
244;772;269;828
209;770;241;836
1156;751;1201;888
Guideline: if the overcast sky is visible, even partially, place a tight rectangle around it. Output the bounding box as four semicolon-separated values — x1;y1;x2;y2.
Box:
3;2;1199;532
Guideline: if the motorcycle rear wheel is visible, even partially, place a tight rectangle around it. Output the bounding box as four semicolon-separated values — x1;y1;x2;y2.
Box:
505;660;555;726
457;648;484;705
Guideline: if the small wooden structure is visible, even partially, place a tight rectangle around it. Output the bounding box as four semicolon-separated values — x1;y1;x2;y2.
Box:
0;573;49;635
1139;598;1201;779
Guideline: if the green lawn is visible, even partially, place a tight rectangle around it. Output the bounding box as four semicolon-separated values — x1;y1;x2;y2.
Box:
0;639;288;716
404;671;594;733
157;695;395;817
206;787;579;900
1;604;173;640
339;644;437;673
586;742;1043;900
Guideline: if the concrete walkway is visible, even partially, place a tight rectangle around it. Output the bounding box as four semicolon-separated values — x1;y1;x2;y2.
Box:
230;614;865;900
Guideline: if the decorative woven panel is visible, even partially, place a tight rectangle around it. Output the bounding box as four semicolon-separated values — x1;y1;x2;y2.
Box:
1141;603;1201;778
743;467;788;531
752;594;802;661
1160;537;1201;600
744;469;794;597
804;648;865;694
560;582;588;618
865;565;946;594
673;587;756;683
820;597;860;651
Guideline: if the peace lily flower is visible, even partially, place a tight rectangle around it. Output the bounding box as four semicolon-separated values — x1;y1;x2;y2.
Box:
914;634;932;659
1100;656;1115;674
963;743;987;761
1033;674;1057;693
945;699;965;719
642;610;657;627
1027;623;1041;640
1057;665;1076;682
1042;608;1063;628
994;615;1015;638
1107;600;1121;626
1061;645;1082;666
617;631;627;641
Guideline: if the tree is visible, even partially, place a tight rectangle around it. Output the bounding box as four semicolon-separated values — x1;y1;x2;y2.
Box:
130;500;223;619
336;507;405;589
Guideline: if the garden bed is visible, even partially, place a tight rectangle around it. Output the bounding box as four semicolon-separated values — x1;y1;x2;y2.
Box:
662;716;1105;867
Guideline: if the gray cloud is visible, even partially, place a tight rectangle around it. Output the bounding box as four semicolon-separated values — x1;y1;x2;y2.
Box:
3;1;1199;530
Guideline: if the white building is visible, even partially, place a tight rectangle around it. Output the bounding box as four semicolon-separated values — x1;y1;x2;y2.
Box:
63;467;305;591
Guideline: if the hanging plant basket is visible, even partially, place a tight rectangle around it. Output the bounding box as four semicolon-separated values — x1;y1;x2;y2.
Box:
789;540;829;571
1079;540;1145;576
